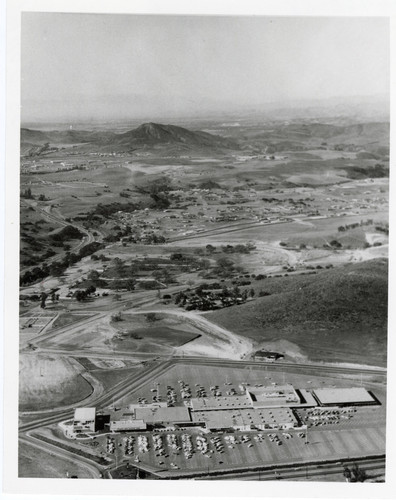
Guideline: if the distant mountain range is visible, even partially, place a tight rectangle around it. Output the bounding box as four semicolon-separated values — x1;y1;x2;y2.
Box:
20;122;237;153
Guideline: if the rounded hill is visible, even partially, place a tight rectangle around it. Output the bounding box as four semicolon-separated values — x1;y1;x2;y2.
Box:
208;259;388;366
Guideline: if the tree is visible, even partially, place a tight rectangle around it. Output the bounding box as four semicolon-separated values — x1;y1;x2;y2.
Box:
87;270;100;282
74;290;87;301
206;244;216;255
124;279;136;291
249;288;255;298
111;311;123;322
113;257;126;277
21;188;34;199
146;313;157;323
351;464;367;482
40;292;48;309
343;467;352;482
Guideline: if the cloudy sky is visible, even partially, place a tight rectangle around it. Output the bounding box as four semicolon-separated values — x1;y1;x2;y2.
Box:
21;14;390;123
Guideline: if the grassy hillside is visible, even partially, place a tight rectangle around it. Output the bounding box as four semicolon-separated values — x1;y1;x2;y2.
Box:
207;259;388;366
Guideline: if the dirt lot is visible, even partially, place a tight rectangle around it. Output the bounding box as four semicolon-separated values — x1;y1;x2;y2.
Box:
19;354;93;412
110;312;202;353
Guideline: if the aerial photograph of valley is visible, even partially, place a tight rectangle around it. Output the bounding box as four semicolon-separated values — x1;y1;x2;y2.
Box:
17;12;389;483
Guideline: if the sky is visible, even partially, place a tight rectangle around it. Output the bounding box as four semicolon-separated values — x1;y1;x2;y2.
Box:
21;14;390;123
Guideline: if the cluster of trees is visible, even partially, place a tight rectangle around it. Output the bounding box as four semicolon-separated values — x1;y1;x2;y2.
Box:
174;285;255;311
343;464;368;483
92;201;138;218
49;225;83;243
111;311;123;322
338;220;374;232
345;164;388;179
323;240;342;249
21;188;34;199
135;177;172;209
104;224;166;245
20;241;103;286
141;233;166;244
91;253;110;262
74;286;96;301
375;224;389;235
212;256;240;279
219;243;256;254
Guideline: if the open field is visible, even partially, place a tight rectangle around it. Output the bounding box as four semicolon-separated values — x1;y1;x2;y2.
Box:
19;354;93;412
110;313;201;353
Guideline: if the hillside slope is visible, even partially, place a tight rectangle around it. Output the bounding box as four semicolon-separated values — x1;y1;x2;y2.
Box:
20;122;237;152
207;259;388;366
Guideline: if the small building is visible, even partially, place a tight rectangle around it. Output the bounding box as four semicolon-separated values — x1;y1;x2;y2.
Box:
73;407;96;433
312;387;377;407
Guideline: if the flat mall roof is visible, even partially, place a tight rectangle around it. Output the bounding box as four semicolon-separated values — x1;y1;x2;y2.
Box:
74;407;96;421
313;387;375;405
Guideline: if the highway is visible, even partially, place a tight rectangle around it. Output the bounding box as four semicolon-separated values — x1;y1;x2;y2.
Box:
193;456;386;481
19;434;103;479
19;358;173;432
18;351;386;481
19;353;386;433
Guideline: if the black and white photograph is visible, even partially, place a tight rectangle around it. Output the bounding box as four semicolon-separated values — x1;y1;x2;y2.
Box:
2;1;395;498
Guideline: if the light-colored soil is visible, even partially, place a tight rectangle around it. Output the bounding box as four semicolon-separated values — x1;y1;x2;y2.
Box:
122;309;254;360
19;354;93;411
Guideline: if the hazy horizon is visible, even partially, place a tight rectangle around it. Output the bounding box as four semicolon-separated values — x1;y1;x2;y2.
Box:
21;14;390;123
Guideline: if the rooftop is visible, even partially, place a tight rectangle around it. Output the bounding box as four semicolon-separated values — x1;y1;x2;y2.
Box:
313;387;375;405
190;394;252;411
74;407;96;422
134;405;191;424
248;384;301;406
191;407;297;429
110;419;147;431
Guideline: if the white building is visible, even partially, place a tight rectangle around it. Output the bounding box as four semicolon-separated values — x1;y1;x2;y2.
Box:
73;407;96;433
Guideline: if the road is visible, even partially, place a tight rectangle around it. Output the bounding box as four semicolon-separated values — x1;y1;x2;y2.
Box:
19;358;173;432
19;434;102;479
166;215;330;243
192;456;386;481
18;352;386;481
20;201;101;282
20;355;385;431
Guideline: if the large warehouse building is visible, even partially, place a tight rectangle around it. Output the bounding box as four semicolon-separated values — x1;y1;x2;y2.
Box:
71;385;378;436
191;407;298;431
312;387;377;407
